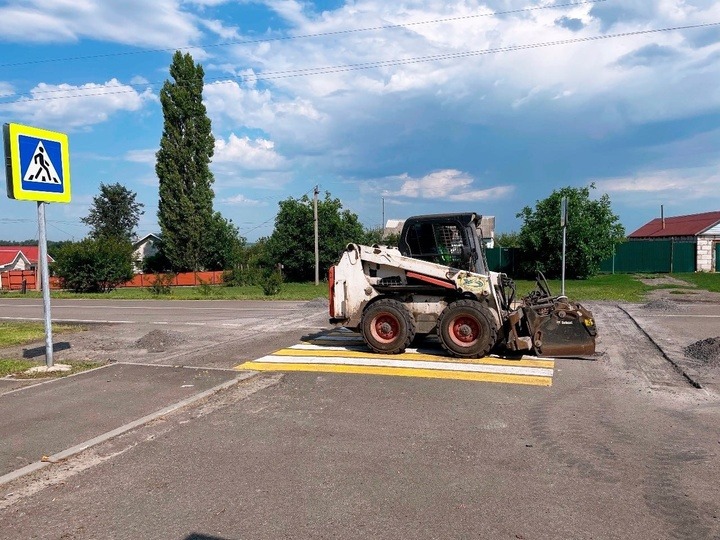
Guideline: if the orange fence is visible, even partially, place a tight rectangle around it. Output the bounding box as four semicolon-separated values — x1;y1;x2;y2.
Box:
0;270;224;291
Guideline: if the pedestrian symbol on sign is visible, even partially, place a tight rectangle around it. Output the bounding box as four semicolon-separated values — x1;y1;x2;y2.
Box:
23;141;60;184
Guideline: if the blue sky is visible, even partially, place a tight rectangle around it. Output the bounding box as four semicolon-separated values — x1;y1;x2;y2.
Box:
1;0;719;242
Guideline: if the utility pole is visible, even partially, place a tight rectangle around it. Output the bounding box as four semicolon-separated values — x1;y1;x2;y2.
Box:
560;196;568;297
382;197;385;239
314;185;319;286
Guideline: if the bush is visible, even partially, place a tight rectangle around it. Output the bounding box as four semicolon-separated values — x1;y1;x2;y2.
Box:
197;276;214;296
147;273;174;296
223;265;261;287
261;269;283;296
52;238;135;292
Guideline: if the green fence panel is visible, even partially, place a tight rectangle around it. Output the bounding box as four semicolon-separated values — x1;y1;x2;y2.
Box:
600;240;696;273
672;242;696;273
485;247;520;274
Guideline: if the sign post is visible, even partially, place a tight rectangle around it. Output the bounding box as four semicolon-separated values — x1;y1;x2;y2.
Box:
4;123;71;368
560;196;568;297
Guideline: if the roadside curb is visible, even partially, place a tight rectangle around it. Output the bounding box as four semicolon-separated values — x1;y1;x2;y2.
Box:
0;371;257;487
618;305;702;389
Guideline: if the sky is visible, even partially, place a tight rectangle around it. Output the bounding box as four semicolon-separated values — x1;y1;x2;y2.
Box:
0;0;719;243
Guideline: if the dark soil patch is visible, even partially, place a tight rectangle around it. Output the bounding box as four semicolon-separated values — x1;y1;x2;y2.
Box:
304;298;329;308
135;330;186;353
684;337;720;365
642;299;686;312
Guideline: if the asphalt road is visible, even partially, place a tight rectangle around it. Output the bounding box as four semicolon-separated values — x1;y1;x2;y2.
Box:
0;299;718;539
0;298;320;325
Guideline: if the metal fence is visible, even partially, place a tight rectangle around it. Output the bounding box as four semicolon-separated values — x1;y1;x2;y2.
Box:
485;239;697;275
0;270;225;291
599;240;696;273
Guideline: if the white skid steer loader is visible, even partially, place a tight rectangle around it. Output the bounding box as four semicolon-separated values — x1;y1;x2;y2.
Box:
328;213;596;358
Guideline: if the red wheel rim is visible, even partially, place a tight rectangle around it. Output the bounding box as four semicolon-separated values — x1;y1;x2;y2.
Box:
449;315;480;347
370;313;400;344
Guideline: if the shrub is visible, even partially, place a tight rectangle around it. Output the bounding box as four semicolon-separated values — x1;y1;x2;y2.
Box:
223;265;262;287
261;269;283;296
147;273;174;296
52;238;135;293
197;276;214;296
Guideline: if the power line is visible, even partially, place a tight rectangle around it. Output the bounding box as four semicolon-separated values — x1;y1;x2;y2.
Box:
237;185;317;235
0;0;607;69
2;21;717;104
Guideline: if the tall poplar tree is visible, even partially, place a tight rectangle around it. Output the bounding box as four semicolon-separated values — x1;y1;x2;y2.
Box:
156;51;215;272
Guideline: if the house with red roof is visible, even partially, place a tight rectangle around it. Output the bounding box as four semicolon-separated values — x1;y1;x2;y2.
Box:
628;211;720;272
0;246;54;272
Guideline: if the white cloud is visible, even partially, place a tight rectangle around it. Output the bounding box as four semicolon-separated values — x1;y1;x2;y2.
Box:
596;166;720;201
0;79;154;130
213;133;286;170
218;0;720;128
204;79;323;132
125;149;157;164
0;82;14;98
382;169;514;201
0;0;201;48
219;194;266;206
200;18;241;40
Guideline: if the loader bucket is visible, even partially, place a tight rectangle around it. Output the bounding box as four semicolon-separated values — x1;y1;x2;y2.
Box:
522;300;597;357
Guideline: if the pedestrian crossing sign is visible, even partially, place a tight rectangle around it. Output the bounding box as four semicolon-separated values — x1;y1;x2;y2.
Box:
3;123;71;203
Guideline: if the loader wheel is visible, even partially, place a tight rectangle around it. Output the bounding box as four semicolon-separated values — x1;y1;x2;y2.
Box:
437;299;498;358
361;299;416;354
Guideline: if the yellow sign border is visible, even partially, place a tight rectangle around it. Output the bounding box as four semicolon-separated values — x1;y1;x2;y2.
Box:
5;123;71;203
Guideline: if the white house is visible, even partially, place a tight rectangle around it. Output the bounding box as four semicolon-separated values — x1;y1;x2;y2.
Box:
132;233;161;273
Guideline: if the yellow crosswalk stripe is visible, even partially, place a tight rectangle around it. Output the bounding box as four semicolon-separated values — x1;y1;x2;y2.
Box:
237;361;552;386
235;330;554;386
273;347;555;368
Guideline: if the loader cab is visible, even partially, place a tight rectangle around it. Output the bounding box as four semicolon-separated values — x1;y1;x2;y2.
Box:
398;213;488;273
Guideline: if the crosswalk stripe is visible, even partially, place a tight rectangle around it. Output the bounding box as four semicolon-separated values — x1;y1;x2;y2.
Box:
236;329;555;386
276;347;555;368
237;361;552;386
246;354;553;377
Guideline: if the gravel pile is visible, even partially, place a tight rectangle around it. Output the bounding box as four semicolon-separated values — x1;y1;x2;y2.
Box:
684;337;720;365
135;329;185;353
642;299;686;312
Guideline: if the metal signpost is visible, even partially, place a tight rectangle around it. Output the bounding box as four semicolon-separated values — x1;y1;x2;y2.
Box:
4;123;71;368
560;196;568;297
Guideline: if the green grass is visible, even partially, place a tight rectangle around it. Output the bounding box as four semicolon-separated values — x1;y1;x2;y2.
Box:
670;272;720;292
0;282;329;301
513;274;653;302
0;322;84;347
0;322;97;377
0;359;37;376
0;359;102;379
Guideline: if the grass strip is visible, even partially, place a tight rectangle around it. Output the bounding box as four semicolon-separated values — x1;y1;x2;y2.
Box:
0;322;83;348
0;359;102;379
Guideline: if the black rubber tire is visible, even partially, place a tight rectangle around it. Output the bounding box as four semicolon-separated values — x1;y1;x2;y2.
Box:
437;299;498;358
361;298;416;354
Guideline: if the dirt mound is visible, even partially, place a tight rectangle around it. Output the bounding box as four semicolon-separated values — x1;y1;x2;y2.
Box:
642;299;686;312
135;329;185;353
684;337;720;365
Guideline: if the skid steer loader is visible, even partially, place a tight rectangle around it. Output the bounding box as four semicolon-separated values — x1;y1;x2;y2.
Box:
328;213;596;358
